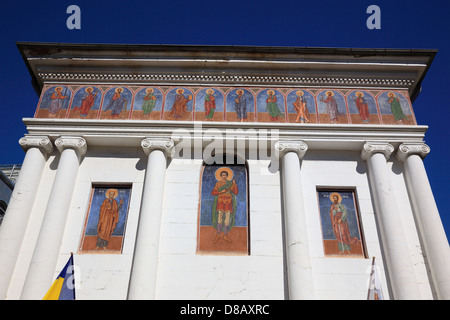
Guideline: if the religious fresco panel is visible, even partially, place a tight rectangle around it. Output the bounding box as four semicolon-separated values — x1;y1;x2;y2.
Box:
68;86;102;119
377;91;415;125
317;89;349;124
197;164;249;255
100;86;133;120
163;87;194;121
33;84;416;125
256;89;286;123
317;189;366;258
346;90;380;124
286;89;317;123
79;185;132;254
225;88;255;122
131;86;164;120
35;85;73;119
194;88;225;122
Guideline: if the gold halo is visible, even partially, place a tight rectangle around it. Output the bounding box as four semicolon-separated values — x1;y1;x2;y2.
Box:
236;89;244;95
85;87;94;93
55;86;63;92
355;91;364;97
296;90;304;96
326;91;334;96
115;87;123;93
387;92;396;97
206;88;214;94
145;87;154;93
105;189;119;198
176;88;184;94
214;167;234;181
267;89;275;95
329;192;342;203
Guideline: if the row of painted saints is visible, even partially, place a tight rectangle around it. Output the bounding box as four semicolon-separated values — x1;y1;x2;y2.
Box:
36;85;415;125
77;166;364;257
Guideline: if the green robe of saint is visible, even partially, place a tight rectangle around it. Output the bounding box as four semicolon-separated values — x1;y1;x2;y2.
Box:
142;93;156;115
389;97;408;121
266;95;284;118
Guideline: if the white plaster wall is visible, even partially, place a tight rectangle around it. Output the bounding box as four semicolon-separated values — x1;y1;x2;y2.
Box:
300;151;385;300
301;150;432;299
156;159;285;299
8;148;432;300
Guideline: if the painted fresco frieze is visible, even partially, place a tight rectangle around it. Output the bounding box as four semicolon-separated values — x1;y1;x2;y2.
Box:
34;84;416;125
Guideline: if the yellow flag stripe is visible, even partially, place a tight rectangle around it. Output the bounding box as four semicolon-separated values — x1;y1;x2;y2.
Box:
42;277;65;300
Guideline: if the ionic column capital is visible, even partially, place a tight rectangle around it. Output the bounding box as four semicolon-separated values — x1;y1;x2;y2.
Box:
54;136;87;157
396;143;430;162
361;142;395;160
19;136;53;155
141;138;175;157
274;141;308;159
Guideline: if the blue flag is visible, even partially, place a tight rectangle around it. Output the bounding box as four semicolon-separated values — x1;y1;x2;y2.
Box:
43;254;76;300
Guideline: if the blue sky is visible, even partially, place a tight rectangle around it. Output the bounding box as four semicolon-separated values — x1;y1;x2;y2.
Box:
0;0;449;239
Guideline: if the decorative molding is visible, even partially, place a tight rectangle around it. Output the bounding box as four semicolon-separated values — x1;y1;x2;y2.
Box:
274;141;308;159
19;136;53;154
396;143;430;162
37;72;414;87
361;142;395;160
141;138;175;157
54;136;87;156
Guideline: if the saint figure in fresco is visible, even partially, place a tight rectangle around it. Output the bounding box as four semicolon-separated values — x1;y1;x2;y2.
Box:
96;189;123;250
170;88;192;119
104;87;127;118
320;91;341;123
211;167;239;243
266;90;284;121
234;90;247;122
353;91;370;123
48;86;69;117
387;92;408;123
73;87;98;117
329;192;359;254
204;89;216;120
142;88;157;118
292;90;310;123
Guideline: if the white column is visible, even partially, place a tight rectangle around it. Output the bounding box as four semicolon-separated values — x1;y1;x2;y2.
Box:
20;137;86;300
361;142;421;299
0;136;53;299
127;138;174;300
397;143;450;299
275;141;314;300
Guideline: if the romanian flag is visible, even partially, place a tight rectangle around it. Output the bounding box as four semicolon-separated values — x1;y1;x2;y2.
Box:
367;257;384;300
43;253;76;300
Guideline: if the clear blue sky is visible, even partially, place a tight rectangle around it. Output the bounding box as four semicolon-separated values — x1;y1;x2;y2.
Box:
0;0;449;239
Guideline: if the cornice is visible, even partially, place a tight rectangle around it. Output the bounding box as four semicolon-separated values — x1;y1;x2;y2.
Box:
22;118;428;152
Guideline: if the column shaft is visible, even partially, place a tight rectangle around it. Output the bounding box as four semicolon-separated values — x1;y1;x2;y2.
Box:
127;139;173;300
398;144;450;299
20;137;86;299
0;137;52;299
362;143;421;299
276;141;314;300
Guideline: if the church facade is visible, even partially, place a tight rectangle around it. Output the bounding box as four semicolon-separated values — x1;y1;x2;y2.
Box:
0;43;448;299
